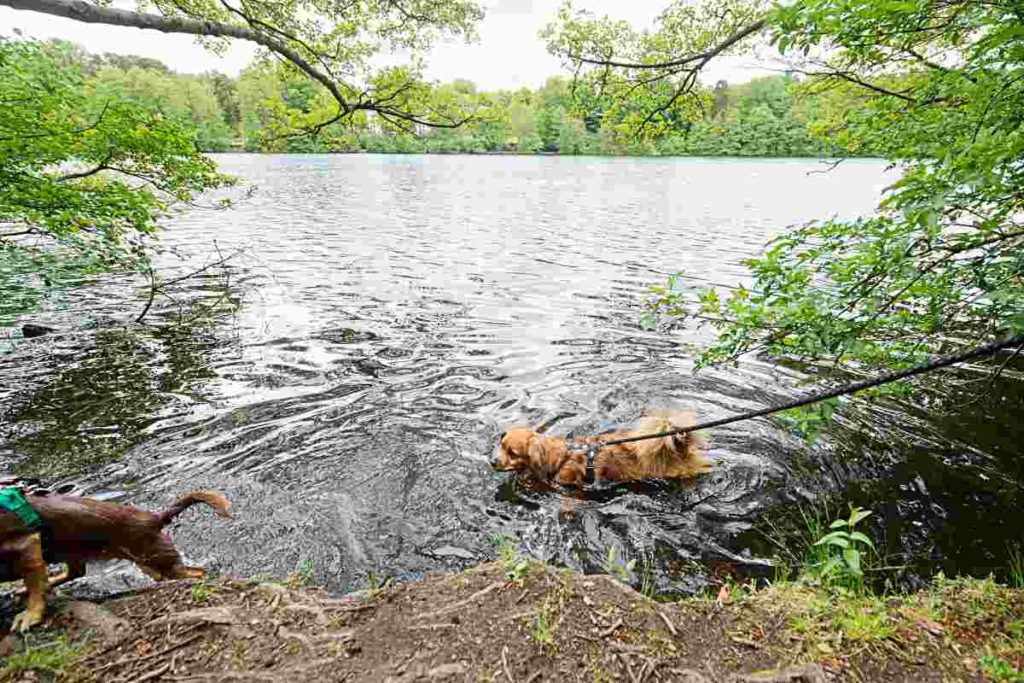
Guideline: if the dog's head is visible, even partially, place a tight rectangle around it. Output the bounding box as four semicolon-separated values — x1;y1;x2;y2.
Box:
491;427;539;473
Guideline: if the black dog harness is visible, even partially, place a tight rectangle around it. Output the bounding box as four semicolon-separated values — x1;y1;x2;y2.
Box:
564;440;601;485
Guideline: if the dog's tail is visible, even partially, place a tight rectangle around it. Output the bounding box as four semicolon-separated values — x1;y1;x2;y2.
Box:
634;409;706;461
156;491;232;526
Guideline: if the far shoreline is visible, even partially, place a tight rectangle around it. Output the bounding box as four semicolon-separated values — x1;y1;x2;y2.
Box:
201;149;887;162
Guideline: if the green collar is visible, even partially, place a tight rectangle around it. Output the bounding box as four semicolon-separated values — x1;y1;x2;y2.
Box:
0;487;41;530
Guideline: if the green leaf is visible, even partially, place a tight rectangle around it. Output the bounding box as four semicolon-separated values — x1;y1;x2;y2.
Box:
842;548;862;576
829;519;848;529
848;531;875;549
849;508;872;527
820;556;842;576
814;531;850;548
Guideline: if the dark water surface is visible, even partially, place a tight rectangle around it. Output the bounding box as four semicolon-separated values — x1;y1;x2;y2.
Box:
2;155;1020;594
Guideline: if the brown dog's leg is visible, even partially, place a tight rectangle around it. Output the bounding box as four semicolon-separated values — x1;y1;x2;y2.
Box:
167;565;206;580
136;536;207;581
10;533;48;632
140;562;205;581
48;558;86;589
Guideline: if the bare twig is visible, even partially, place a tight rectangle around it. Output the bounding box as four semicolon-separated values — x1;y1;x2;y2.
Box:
501;645;515;683
422;581;502;618
656;610;677;637
135;663;172;683
986;341;1024;390
135;260;158;324
91;632;205;673
599;617;624;638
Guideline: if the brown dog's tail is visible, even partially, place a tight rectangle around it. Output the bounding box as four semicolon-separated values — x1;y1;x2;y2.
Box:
634;409;706;461
156;491;232;526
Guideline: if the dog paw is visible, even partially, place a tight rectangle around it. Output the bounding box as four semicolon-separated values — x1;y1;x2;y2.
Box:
11;609;44;632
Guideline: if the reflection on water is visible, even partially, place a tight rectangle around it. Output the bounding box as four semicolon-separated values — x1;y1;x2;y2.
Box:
1;154;1019;593
1;294;232;480
4;330;164;479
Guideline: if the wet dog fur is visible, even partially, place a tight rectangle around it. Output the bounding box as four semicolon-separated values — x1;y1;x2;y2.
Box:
0;491;231;631
492;409;711;489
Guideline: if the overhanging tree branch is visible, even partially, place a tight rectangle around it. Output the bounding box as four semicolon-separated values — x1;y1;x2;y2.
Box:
567;18;766;71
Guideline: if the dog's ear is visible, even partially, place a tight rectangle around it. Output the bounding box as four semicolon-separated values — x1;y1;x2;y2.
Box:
529;434;564;477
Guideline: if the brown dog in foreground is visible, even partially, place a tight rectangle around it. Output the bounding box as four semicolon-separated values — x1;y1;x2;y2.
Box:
0;491;231;631
492;410;711;488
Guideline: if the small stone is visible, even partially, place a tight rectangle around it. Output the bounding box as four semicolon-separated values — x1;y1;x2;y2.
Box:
429;546;475;560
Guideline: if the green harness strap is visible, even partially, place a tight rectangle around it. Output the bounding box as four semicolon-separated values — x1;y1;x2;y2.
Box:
0;487;41;530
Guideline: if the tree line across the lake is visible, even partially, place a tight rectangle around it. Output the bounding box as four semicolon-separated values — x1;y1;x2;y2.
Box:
41;40;873;158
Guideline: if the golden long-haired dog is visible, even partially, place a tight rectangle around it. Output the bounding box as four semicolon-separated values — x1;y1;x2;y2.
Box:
492;409;711;488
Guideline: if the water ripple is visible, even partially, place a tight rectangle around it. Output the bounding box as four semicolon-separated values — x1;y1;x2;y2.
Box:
3;155;952;592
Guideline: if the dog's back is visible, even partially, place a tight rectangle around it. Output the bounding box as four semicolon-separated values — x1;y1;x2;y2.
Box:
29;495;164;563
632;410;710;478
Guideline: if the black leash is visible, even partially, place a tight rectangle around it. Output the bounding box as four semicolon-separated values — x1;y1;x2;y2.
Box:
566;335;1024;455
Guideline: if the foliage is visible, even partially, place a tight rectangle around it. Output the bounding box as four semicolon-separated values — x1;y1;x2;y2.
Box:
1010;544;1024;590
1;632;83;676
773;397;840;445
492;533;532;582
979;655;1024;683
364;571;395;600
543;0;767;137
601;545;636;584
530;609;555;649
565;0;1024;399
238;69;841;156
0;39;235;325
14;0;485;137
29;40;867;159
811;507;875;588
640;272;686;331
190;579;215;603
298;558;316;586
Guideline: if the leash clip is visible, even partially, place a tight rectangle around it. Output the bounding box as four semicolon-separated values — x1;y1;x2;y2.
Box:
584;443;600;485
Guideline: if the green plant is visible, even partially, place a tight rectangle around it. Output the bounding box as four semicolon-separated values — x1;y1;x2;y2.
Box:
189;579;215;603
773;398;840;445
1008;544;1024;590
978;654;1024;683
527;579;571;651
811;506;875;587
639;563;657;600
531;610;554;649
365;571;395;599
640;272;686;331
297;558;316;586
1;633;83;676
602;546;636;584
492;533;532;582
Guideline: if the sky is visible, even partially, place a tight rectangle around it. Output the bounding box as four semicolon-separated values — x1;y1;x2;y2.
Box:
0;0;776;90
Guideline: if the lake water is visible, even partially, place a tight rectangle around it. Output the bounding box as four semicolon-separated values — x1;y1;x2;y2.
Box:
3;154;1020;594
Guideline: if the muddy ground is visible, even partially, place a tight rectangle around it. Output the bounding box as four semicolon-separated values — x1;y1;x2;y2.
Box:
1;560;1022;682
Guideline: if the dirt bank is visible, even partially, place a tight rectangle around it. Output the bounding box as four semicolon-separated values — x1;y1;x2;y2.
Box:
2;560;1022;682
